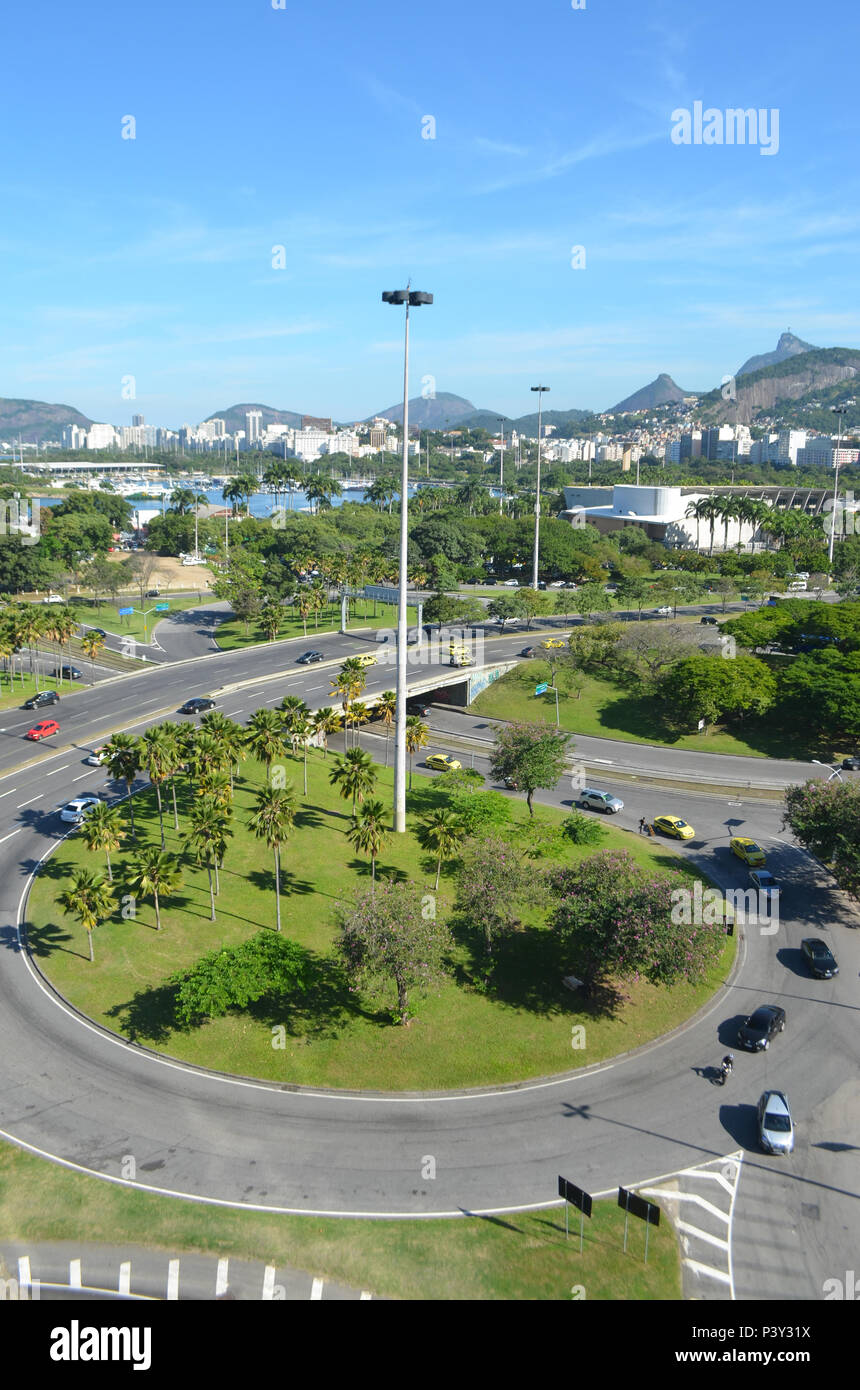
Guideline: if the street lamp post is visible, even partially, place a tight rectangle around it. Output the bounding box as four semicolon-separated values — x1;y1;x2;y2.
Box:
382;286;433;833
530;385;550;590
828;404;850;569
498;417;505;515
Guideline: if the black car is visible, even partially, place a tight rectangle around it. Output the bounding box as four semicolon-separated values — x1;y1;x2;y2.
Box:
296;651;325;665
737;1004;786;1051
700;616;718;626
145;589;160;598
841;755;860;771
51;665;82;681
406;698;431;717
23;690;60;710
801;937;839;979
179;697;216;714
521;646;539;657
85;627;108;639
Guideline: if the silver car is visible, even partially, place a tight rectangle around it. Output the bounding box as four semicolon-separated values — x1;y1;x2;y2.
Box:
578;788;624;814
59;795;101;824
757;1090;794;1155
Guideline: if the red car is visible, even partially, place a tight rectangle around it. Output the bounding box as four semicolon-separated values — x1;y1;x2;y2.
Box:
26;719;59;740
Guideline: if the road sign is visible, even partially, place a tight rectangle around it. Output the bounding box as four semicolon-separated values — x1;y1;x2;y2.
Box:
365;585;400;605
535;682;548;695
155;603;169;611
558;1176;593;1218
618;1187;660;1225
118;607;133;616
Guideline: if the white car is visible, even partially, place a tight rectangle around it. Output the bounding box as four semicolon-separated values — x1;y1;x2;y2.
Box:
502;579;520;586
86;747;108;766
548;580;567;588
42;593;64;604
654;606;673;616
60;795;102;824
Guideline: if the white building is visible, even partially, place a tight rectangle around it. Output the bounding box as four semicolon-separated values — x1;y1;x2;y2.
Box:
245;411;262;444
86;423;119;450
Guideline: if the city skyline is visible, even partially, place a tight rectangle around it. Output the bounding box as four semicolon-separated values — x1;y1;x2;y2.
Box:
2;0;859;424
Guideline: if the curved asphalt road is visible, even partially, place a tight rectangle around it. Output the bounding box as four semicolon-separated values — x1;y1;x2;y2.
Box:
0;611;856;1300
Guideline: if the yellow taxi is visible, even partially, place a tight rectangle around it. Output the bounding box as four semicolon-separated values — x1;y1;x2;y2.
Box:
542;637;567;649
354;653;377;667
425;753;462;773
730;837;766;867
653;815;695;840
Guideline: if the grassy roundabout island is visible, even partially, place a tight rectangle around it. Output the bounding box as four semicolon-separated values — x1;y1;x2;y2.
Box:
27;746;735;1092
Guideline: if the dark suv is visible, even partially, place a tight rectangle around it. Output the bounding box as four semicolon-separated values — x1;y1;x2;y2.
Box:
51;665;82;681
737;1004;786;1051
23;690;60;710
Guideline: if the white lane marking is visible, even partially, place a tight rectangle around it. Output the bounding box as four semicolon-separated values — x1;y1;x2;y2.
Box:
166;1259;180;1300
0;829;21;846
119;1261;131;1295
681;1258;732;1285
72;772;94;782
16;796;42;807
0;788;17;799
589;758;613;764
262;1265;276;1300
675;1220;729;1253
69;1258;82;1288
44;765;70;777
216;1258;229;1297
310;1277;324;1300
264;697;281;705
226;709;243;717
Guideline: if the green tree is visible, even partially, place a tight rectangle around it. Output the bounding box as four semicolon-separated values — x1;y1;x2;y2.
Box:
78;801;123;881
58;867;116;963
248;784;297;932
171;932;309;1026
783;779;860;898
245;707;288;775
183;796;233;921
455;835;545;963
489;721;571;816
337;880;451;1023
418;807;464;890
405;715;429;791
329;747;377;815
347;799;389;891
125;845;183;932
657;653;776;731
102;733;142;838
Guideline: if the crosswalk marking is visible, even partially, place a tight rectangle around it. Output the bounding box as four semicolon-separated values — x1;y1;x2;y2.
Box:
119;1261;131;1295
166;1259;180;1300
216;1258;229;1297
310;1277;324;1300
69;1258;82;1288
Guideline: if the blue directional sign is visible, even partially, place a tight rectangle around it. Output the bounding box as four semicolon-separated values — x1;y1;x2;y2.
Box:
535;682;548;695
155;603;169;611
118;606;133;615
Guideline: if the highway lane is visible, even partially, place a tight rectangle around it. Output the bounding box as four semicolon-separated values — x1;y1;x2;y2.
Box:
0;709;857;1296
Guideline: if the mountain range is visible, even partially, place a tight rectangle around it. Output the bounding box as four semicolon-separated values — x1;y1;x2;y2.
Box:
1;335;856;446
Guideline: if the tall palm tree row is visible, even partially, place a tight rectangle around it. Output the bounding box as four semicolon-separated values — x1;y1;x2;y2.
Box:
248;784;296;932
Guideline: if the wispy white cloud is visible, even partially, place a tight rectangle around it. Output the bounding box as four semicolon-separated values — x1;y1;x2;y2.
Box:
471;128;665;195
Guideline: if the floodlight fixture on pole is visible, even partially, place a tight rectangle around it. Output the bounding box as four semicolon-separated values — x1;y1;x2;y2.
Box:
382;285;433;833
828;404;850;568
531;386;550;589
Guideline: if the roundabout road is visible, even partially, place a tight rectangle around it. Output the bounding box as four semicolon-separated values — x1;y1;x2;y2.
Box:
0;614;857;1300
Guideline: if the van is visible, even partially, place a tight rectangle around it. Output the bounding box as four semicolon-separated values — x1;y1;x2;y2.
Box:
788;581;807;592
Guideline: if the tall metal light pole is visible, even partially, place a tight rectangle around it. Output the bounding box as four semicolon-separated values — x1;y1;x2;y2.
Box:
382;287;433;832
530;385;550;589
828;404;850;569
497;417;506;515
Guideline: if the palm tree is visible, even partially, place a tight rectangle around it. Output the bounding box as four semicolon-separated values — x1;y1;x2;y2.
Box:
347;799;388;891
248;785;296;932
58;867;116;963
141;726;172;849
376;690;396;768
329;747;376;815
78;801;123;882
685;497;709;552
405;716;429;791
259;601;282;642
169;487;196;515
418;807;464;890
81;629;106;683
126;844;183;931
154;722;184;829
715;494;739;554
198;765;233;808
311;706;341;757
245;707;288;777
200;712;247;790
189;730;226;780
305;478;342;515
183;796;232;921
102;733;142;839
349;700;370;750
52;607;78;686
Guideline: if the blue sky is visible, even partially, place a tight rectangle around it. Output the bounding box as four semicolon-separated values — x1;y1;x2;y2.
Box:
1;0;858;429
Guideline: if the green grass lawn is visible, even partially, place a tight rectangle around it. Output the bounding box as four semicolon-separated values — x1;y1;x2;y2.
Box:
69;595;207;644
0;671;84;712
469;661;816;759
215;601;419;651
0;1141;681;1299
27;751;733;1092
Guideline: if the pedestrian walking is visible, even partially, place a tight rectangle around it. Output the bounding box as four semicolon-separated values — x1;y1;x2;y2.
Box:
638;817;647;835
